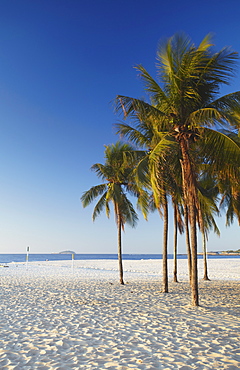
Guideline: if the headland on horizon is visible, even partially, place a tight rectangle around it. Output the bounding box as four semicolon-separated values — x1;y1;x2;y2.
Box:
51;250;76;254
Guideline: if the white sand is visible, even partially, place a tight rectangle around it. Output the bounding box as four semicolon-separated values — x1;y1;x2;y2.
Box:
0;258;239;369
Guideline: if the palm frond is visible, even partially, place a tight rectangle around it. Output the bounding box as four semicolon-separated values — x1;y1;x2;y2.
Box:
115;122;152;147
149;134;179;164
134;155;150;189
188;107;222;128
204;47;239;86
198;33;214;51
81;184;107;208
106;183;122;203
199;128;240;178
208;92;240;127
120;195;139;228
115;95;167;126
92;191;108;221
91;163;111;181
135;64;169;107
136;189;151;220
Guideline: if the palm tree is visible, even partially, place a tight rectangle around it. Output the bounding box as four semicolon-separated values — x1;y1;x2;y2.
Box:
81;142;139;285
115;33;240;305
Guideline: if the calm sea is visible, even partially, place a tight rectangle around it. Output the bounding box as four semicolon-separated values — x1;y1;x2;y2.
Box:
0;253;239;264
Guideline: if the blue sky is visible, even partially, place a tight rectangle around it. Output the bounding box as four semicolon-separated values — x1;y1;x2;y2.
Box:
0;0;239;254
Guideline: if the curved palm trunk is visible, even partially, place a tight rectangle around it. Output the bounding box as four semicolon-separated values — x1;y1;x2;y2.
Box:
162;192;168;293
179;139;199;306
117;210;124;285
188;203;199;306
184;204;192;282
202;231;210;280
173;204;178;282
198;209;210;281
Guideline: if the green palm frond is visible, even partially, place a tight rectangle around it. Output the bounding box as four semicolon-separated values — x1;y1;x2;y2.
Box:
92;191;108;221
156;33;213;100
197;33;213;51
149;134;179;164
122;149;147;170
197;186;219;217
91;163;112;181
201;211;220;236
203;47;239;86
81;184;107;208
156;33;185;78
219;129;240;145
208;92;240;127
188;108;222;128
219;181;240;226
106;183;122;203
226;196;240;226
136;189;151;220
115;95;167;126
115;122;152;147
134;155;150;189
199;128;240;176
120;195;139;228
135;64;169;107
210;91;240;111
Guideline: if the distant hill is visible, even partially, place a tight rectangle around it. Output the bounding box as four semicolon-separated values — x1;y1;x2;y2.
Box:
58;250;76;254
220;249;240;255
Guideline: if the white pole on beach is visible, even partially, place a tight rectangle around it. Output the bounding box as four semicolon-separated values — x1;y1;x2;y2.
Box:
72;253;74;272
26;246;30;270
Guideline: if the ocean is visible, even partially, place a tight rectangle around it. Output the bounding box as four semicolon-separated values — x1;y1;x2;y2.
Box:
0;253;239;264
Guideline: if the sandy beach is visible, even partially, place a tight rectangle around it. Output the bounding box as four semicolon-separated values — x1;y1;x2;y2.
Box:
0;258;239;369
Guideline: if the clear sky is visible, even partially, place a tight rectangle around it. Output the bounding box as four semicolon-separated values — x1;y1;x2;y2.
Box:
0;0;239;254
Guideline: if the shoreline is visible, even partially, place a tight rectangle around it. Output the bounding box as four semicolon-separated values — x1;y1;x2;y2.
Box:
7;257;240;281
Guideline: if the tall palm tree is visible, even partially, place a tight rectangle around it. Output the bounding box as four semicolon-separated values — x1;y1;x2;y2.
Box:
116;33;240;305
81;142;139;285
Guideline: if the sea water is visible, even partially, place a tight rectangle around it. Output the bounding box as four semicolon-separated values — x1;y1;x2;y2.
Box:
0;253;239;264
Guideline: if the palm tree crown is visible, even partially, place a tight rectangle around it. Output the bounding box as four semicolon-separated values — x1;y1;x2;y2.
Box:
81;142;139;227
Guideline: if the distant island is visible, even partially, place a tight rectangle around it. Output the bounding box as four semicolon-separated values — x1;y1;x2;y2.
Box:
198;249;240;255
220;249;240;255
54;251;76;254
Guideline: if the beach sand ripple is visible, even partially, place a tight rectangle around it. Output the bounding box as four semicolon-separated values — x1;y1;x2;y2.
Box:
0;259;239;369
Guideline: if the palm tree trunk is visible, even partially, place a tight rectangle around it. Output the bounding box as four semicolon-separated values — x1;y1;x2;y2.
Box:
117;212;124;285
173;204;178;282
198;209;210;281
202;231;210;280
188;203;199;306
179;139;199;306
162;192;168;293
184;204;192;282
